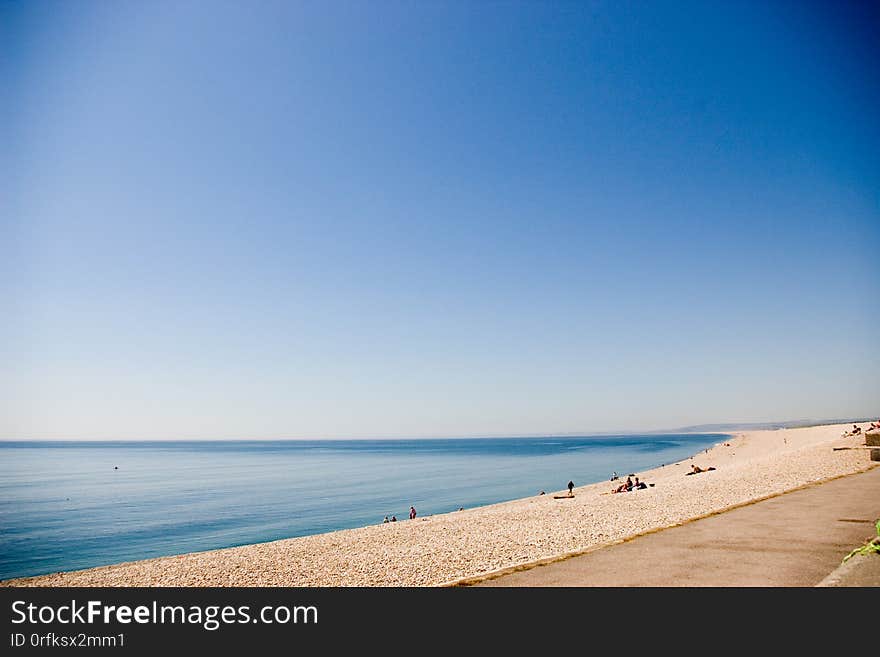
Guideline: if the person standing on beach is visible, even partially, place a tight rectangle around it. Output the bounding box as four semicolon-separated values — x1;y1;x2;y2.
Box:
567;480;574;496
409;506;417;520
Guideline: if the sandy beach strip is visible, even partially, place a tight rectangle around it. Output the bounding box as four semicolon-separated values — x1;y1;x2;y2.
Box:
3;422;876;587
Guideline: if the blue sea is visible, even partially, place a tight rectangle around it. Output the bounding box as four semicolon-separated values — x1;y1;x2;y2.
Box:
0;434;726;580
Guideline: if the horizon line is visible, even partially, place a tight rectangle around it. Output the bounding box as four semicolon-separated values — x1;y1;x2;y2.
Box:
1;416;875;442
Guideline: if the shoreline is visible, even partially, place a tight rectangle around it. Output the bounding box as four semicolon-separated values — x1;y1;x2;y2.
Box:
2;422;875;587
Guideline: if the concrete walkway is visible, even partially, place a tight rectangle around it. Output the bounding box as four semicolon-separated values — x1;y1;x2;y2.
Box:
473;465;880;587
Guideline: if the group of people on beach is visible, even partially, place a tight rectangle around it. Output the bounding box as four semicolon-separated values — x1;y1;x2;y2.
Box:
384;458;726;521
844;421;880;438
382;506;417;524
379;457;725;522
611;475;648;493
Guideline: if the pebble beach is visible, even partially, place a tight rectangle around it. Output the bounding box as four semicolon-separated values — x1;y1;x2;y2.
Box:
3;422;875;587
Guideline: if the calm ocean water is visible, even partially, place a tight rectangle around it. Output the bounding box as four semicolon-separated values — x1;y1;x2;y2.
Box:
0;434;726;580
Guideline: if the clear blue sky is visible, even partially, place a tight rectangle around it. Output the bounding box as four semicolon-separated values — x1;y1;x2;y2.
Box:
3;1;878;439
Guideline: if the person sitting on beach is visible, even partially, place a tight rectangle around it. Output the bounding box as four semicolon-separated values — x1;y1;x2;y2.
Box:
610;471;619;481
390;515;397;522
625;476;633;490
633;477;647;490
383;516;389;524
409;506;417;520
851;424;862;435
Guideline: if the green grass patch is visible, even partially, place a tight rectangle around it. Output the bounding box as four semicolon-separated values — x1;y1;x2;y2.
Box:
843;519;880;563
